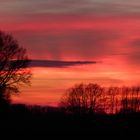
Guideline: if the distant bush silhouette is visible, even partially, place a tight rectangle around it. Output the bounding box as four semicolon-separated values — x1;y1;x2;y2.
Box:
0;31;31;106
60;83;140;114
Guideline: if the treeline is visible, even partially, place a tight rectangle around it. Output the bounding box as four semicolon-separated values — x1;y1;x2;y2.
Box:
60;83;140;114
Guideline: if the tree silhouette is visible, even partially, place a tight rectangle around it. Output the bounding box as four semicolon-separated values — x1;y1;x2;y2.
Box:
0;31;31;105
60;83;140;114
60;83;106;114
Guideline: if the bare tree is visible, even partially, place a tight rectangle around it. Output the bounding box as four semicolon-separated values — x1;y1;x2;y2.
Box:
120;87;130;113
120;86;140;113
60;83;105;114
107;87;120;114
60;84;86;114
130;86;140;112
0;31;31;105
85;83;104;113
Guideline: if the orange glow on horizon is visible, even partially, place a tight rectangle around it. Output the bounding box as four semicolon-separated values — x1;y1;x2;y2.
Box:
12;59;140;106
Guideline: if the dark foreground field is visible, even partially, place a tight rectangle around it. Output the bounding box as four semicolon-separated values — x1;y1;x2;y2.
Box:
0;104;140;137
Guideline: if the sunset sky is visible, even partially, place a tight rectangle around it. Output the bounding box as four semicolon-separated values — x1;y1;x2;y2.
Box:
0;0;140;106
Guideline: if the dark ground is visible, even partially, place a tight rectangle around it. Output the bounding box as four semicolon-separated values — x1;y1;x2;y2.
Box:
0;104;140;137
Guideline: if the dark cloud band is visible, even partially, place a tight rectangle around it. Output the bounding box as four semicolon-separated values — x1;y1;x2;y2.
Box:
29;60;96;68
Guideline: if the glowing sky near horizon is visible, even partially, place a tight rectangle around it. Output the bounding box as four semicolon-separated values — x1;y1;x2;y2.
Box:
0;0;140;106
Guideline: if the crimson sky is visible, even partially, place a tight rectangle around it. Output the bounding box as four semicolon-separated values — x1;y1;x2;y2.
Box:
0;0;140;106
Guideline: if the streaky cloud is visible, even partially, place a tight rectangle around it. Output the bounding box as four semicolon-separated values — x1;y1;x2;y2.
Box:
29;60;96;68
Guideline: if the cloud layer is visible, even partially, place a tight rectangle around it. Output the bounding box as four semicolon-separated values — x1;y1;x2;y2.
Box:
0;0;140;67
29;60;96;68
1;0;140;17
